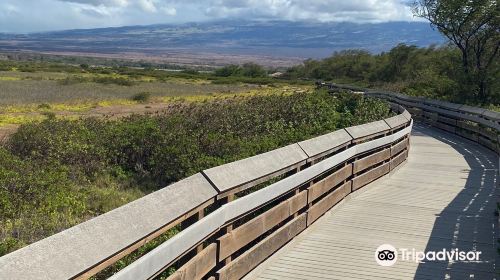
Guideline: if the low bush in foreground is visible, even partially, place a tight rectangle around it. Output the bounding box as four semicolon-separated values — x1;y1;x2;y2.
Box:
0;90;393;257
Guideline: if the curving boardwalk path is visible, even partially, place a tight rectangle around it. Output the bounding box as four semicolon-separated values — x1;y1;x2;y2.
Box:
245;123;499;280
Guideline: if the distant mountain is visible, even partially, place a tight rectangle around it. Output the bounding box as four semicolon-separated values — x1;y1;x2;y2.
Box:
0;20;445;66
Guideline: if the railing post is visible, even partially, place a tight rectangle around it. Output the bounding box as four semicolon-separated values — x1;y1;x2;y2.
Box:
306;159;317;210
196;209;205;254
222;193;235;265
293;166;301;218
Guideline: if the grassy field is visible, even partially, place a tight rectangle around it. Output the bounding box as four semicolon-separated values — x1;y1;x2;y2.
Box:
0;71;253;105
0;66;311;131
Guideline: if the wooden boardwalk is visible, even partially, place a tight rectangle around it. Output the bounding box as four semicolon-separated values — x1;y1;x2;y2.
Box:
245;123;499;280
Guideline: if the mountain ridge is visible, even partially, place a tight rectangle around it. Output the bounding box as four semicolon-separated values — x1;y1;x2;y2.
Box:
0;20;445;67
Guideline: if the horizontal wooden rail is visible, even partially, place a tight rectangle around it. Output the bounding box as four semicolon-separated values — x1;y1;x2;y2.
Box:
0;102;413;280
371;92;499;154
321;83;499;154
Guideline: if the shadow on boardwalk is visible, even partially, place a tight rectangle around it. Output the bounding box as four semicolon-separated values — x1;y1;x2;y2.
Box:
413;124;498;279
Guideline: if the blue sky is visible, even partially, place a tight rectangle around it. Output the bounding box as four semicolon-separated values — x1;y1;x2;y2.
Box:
0;0;421;33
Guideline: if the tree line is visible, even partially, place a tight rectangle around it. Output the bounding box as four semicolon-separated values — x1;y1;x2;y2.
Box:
283;44;498;105
284;0;499;106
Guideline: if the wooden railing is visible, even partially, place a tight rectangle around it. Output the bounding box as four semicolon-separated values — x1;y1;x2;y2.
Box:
369;92;499;154
0;101;413;280
321;83;499;154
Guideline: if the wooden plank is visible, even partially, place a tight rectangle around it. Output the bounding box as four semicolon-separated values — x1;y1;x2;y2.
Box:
288;191;308;215
482;110;500;122
167;244;216;280
354;125;411;156
438;115;457;126
203;144;308;197
0;173;217;280
352;148;390;174
384;114;408;129
298;129;352;162
391;137;408;156
402;109;412;121
459;104;486;116
435;122;456;133
430;100;458;109
390;150;408;170
407;107;422;117
307;181;351;226
457;120;480;133
218;204;287;261
392;98;421;108
456;129;479;142
478;136;497;152
307;165;352;203
345;120;390;142
478;127;498;142
352;162;390;191
436;100;463;110
424;111;438;121
218;192;307;261
217;214;307;280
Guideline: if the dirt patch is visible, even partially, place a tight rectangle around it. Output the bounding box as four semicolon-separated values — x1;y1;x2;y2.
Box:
0;124;19;142
0;102;179;141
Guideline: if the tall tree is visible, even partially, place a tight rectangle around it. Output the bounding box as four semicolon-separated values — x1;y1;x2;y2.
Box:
412;0;499;103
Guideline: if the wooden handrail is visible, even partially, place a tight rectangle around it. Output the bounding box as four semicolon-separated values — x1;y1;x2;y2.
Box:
320;83;499;154
372;92;499;153
0;101;414;280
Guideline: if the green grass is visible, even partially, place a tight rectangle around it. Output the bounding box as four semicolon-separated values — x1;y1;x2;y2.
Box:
0;78;255;106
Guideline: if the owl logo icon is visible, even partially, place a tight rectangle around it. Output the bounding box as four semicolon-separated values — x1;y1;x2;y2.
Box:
375;244;397;266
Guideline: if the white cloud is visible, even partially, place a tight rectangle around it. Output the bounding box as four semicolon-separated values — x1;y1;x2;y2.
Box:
138;0;157;12
1;3;20;16
202;0;414;23
161;6;176;16
57;0;129;7
0;0;418;32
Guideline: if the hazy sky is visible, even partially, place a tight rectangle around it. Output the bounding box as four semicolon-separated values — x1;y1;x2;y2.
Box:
0;0;421;33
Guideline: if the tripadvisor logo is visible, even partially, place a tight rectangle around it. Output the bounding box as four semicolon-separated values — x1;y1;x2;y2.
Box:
375;244;482;266
375;244;397;266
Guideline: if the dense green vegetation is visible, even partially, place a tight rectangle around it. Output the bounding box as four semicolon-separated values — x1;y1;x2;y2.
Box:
1;52;194;71
215;63;268;78
0;58;292;86
285;44;499;107
0;91;393;256
413;0;499;104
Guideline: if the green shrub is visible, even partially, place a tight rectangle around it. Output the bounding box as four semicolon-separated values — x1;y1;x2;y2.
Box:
37;103;51;110
214;63;267;78
215;65;241;77
131;92;152;102
181;69;199;75
41;111;56;119
0;91;393;258
58;76;87;85
93;76;135;86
